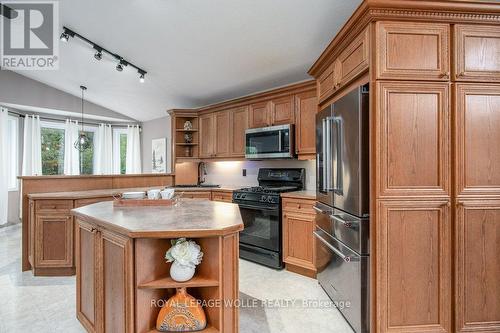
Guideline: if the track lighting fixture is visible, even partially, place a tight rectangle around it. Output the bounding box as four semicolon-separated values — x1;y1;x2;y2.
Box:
138;70;146;83
59;26;147;83
93;46;103;61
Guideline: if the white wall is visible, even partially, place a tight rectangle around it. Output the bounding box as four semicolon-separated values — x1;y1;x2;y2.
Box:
204;160;316;190
141;115;172;173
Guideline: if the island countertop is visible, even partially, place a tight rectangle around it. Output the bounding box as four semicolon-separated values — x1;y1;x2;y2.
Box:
71;200;243;238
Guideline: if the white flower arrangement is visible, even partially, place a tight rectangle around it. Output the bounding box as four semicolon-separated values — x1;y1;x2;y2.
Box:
165;238;204;269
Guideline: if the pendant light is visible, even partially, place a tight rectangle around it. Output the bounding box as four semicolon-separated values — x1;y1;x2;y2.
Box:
74;85;92;151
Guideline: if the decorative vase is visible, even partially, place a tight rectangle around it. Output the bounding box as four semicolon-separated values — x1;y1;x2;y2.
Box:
183;121;193;130
156;288;207;332
170;261;195;282
184;133;193;143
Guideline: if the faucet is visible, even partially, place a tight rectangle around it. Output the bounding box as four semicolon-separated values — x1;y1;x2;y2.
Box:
198;162;207;185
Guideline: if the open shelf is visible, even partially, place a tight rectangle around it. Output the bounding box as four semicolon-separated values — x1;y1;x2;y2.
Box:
146;325;219;333
138;276;219;289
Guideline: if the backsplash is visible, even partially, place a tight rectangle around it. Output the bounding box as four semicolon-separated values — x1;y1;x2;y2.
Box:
204;160;316;190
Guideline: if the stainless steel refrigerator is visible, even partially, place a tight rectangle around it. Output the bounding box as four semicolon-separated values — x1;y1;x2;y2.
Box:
315;83;370;333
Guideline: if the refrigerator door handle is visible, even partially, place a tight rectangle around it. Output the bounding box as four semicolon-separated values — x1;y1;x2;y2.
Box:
333;117;343;194
325;116;335;191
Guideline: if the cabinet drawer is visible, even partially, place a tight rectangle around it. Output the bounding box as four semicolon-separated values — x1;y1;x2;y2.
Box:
75;197;114;208
180;191;212;200
211;192;233;203
377;21;450;81
455;25;500;82
282;198;315;215
36;200;73;213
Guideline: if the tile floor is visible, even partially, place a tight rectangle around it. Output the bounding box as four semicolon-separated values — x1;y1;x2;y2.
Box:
0;224;353;333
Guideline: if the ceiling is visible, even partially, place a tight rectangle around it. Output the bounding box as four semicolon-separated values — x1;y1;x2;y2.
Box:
16;0;361;122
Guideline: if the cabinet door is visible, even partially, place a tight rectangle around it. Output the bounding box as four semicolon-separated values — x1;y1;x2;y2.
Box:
456;84;500;197
270;95;294;125
337;27;369;88
35;214;73;267
318;63;335;102
377;200;451;333
76;220;98;333
100;229;133;333
29;201;35;265
456;199;500;333
295;90;317;157
248;101;270;128
283;212;315;271
377;82;450;197
455;25;500;82
229;106;248;157
214;110;231;157
377;21;450;81
199;113;215;158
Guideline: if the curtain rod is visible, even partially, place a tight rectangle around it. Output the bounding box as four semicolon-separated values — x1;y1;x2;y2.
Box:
6;110;141;128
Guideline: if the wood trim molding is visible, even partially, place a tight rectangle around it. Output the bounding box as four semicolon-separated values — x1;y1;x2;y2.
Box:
308;0;500;77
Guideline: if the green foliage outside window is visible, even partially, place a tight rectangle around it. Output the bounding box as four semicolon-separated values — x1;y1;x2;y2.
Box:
120;133;127;174
79;131;94;175
41;128;64;175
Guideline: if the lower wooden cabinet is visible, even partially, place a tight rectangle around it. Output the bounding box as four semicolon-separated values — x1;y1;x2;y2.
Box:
376;200;451;333
282;197;316;278
35;214;73;268
456;199;500;333
76;220;134;333
211;191;233;203
180;191;212;200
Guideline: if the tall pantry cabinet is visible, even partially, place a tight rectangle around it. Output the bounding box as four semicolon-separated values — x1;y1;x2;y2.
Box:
308;1;500;332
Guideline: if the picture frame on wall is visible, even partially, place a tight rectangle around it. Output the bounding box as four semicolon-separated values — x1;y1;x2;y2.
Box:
152;138;167;173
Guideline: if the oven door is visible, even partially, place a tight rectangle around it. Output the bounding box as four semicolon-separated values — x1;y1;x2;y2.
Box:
237;202;281;252
245;124;294;159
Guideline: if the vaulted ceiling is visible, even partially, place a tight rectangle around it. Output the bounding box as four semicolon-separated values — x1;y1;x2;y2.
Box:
16;0;361;121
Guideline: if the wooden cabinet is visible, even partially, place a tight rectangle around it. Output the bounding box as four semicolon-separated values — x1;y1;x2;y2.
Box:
35;214;73;268
376;200;451;333
455;25;500;82
249;96;295;128
376;21;450;81
214;111;231;157
456;84;500;197
75;197;113;208
456;199;500;333
282;197;316;278
211;191;233;203
179;191;212;200
335;27;369;89
229;106;248;157
76;220;133;333
199;113;215;158
377;81;450;198
270;95;295;125
295;90;317;158
318;63;334;101
248;101;270;128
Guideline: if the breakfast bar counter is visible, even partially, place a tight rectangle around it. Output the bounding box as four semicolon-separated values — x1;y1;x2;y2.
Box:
71;200;243;333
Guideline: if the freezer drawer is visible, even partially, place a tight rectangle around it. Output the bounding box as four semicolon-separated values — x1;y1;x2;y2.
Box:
315;228;369;333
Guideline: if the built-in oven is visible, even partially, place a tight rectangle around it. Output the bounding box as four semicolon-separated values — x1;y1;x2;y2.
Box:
234;200;283;268
245;124;294;159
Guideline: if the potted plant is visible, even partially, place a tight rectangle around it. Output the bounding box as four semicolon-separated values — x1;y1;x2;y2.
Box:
165;238;204;282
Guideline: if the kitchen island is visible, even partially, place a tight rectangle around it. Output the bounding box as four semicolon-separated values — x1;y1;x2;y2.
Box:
71;200;243;333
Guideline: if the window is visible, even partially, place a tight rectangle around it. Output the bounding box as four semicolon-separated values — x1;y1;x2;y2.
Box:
79;127;97;175
113;128;127;174
41;121;65;176
8;116;19;191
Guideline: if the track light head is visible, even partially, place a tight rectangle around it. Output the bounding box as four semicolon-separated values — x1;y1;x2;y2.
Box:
116;63;123;72
60;32;69;42
138;69;146;83
93;45;103;61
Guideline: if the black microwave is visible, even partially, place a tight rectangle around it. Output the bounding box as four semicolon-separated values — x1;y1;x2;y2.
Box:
245;124;294;159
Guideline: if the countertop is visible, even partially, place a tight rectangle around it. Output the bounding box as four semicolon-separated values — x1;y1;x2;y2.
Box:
172;185;240;192
71;200;243;238
281;190;317;200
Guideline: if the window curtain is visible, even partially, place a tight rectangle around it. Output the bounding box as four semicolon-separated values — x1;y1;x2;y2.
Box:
0;108;9;225
94;124;113;175
21;115;42;176
63;119;80;175
126;125;141;174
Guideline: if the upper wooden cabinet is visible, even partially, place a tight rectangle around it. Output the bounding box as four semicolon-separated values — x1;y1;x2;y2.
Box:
456;199;500;333
229;106;248;157
377;200;451;333
249;96;295;128
376;21;450;81
248;101;270;128
270;95;295;125
318;63;334;102
214;111;231;157
199;113;215;158
295;90;317;158
455;25;500;82
377;81;450;198
456;84;500;197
